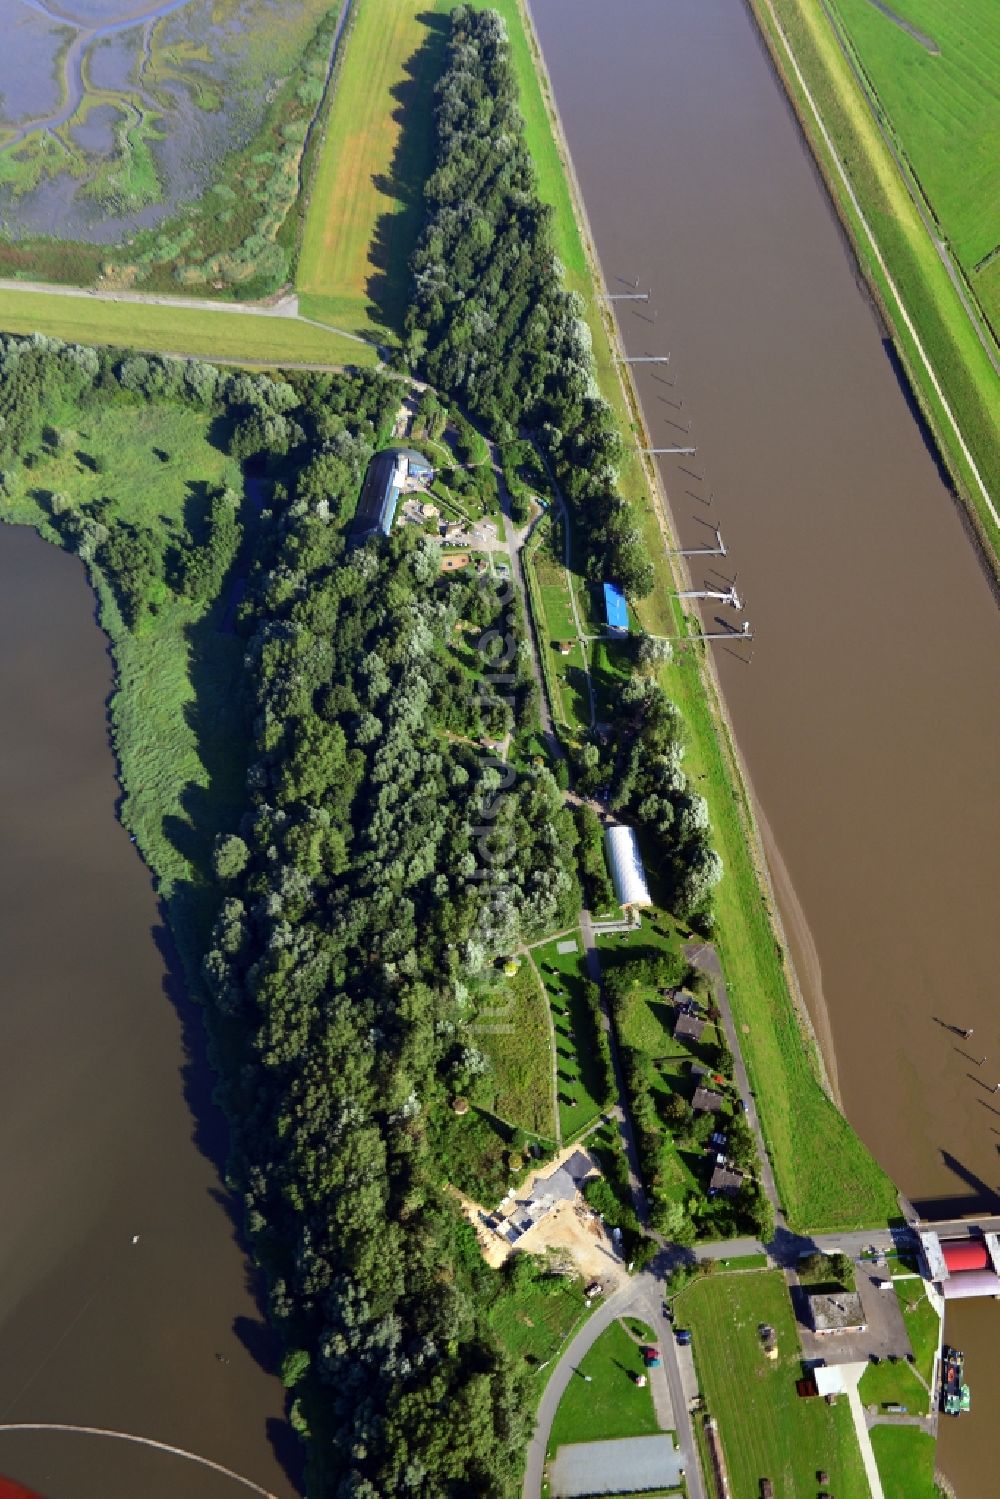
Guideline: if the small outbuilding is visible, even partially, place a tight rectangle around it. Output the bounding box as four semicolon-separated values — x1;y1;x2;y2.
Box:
603;581;629;633
604;823;653;909
692;1086;725;1115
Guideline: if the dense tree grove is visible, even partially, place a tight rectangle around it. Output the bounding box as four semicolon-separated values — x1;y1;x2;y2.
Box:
204;521;579;1493
406;7;654;596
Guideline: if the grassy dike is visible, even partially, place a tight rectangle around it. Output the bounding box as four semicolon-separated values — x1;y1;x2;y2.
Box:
487;0;898;1231
746;0;1000;573
0;286;380;368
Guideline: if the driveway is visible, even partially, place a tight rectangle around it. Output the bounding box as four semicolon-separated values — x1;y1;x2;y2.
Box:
550;1434;684;1497
685;939;784;1224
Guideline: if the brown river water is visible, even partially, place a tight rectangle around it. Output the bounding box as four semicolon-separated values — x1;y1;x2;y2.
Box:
0;529;297;1496
529;0;1000;1492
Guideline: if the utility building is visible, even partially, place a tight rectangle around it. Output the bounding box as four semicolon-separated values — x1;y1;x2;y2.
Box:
603;582;629;633
604;824;652;909
352;447;434;545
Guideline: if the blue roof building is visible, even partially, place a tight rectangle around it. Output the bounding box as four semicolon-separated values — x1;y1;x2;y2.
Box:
603;582;629;633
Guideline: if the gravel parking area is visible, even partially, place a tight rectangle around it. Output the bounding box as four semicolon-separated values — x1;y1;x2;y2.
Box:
550;1434;684;1496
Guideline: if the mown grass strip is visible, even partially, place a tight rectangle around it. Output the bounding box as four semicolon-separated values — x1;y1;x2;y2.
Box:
0;288;377;366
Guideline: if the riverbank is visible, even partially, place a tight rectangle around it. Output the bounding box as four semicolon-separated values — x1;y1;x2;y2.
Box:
502;0;895;1231
0;527;293;1496
745;0;1000;578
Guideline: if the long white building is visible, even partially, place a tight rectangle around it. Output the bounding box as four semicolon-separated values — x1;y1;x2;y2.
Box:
604;824;653;909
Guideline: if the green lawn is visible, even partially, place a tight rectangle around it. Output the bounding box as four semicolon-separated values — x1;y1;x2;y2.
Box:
870;1424;938;1499
893;1276;940;1384
859;1354;926;1412
0;288;378;367
679;1271;869;1499
829;0;1000;308
297;0;451;338
549;1318;661;1450
468;962;557;1140
589;637;632;723
532;937;612;1139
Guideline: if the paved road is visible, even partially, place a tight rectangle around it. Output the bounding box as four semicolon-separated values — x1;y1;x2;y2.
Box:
685;939;784;1225
522;1256;705;1499
847;1376;887;1499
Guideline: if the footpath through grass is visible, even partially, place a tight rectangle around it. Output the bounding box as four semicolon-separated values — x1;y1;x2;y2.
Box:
0;288;378;367
679;1271;868;1499
297;0;451;338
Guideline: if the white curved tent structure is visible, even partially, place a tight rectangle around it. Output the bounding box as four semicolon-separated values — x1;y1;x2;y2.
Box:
604;824;653;908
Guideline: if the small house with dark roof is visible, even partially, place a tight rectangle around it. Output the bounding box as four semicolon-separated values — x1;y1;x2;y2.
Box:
692;1086;724;1115
673;1010;706;1045
709;1164;745;1197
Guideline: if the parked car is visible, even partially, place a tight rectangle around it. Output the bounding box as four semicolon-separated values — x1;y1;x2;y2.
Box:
675;1328;692;1346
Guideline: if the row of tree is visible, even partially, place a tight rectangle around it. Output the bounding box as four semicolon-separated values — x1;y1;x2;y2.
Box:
405;7;654;595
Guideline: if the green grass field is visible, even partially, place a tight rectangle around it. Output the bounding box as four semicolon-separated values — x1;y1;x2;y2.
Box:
532;937;612;1139
679;1271;869;1499
870;1424;938;1499
469;963;557;1140
0;288;378;367
753;0;1000;560
829;0;1000;316
858;1352;926;1411
297;0;451;338
549;1318;660;1450
525;518;591;729
893;1276;940;1383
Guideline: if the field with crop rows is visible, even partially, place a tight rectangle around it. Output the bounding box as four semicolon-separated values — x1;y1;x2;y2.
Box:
297;0;451;338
